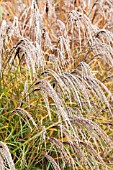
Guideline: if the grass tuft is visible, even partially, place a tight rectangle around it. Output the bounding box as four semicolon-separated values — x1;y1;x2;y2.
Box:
0;0;113;169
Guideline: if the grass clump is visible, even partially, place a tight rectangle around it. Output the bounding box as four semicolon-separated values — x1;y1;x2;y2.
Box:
0;0;113;169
